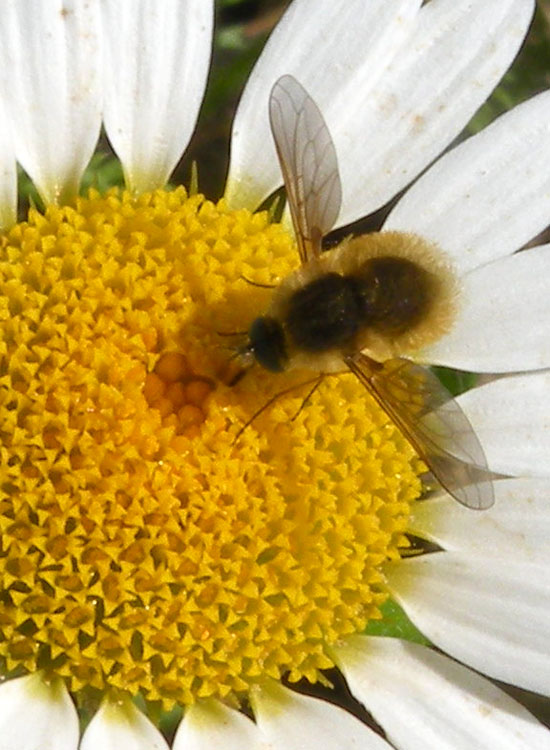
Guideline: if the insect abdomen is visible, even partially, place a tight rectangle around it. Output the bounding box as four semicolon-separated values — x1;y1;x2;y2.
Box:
352;256;433;334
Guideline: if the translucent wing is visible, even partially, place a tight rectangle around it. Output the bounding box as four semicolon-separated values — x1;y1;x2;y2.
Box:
344;353;497;510
269;75;342;264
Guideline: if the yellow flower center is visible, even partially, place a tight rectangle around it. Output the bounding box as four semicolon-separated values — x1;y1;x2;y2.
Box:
0;187;422;707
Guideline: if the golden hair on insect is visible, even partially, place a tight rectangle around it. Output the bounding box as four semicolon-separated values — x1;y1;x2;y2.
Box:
234;74;498;512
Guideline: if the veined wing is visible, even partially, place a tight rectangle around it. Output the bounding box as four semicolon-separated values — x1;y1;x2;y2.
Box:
344;353;497;510
269;74;342;264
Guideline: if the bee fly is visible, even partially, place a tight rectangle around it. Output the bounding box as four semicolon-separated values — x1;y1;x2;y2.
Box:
234;74;497;511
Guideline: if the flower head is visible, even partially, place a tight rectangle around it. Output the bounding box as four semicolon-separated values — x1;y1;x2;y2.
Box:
0;1;550;748
0;186;422;706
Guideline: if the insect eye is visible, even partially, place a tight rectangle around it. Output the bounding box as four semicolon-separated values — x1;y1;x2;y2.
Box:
248;316;288;372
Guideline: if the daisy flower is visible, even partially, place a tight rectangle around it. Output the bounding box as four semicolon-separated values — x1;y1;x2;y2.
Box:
0;0;549;748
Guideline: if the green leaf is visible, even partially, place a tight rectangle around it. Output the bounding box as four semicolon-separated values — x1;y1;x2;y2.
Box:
364;598;431;645
80;152;124;193
431;366;477;397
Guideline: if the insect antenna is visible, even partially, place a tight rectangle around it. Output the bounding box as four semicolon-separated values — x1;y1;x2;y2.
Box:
240;274;277;289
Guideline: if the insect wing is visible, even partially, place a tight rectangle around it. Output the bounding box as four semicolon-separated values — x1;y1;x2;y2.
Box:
344;354;496;510
269;75;342;264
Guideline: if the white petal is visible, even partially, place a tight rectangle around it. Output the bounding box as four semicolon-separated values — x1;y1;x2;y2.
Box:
336;636;550;750
411;478;550;564
457;372;550;477
101;0;213;195
0;96;16;229
336;0;535;228
251;680;392;750
386;553;550;694
80;696;169;750
225;0;422;212
422;243;550;371
386;89;550;275
226;0;534;228
0;673;79;750
0;0;102;205
173;700;261;750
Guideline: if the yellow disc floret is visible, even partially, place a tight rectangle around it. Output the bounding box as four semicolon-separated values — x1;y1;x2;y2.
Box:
0;187;421;706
